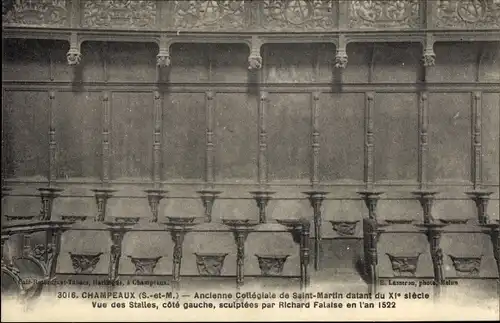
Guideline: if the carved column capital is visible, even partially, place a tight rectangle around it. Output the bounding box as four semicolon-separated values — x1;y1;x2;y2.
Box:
422;33;436;67
248;36;263;70
92;188;116;222
66;33;81;66
335;35;348;69
38;187;63;221
157;36;171;68
145;189;168;223
197;189;222;223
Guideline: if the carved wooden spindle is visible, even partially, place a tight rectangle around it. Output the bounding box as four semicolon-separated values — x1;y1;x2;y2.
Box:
258;92;268;185
106;225;129;283
250;190;275;224
304;190;328;271
92;188;116;222
480;223;500;279
170;229;186;291
145;189;168;223
472;92;482;189
300;220;311;290
45;223;67;279
66;32;81;66
205;91;215;184
362;218;389;294
415;222;447;300
466;190;493;225
152;91;163;185
418;92;429;189
1;233;9;265
412;190;438;224
38;187;63;221
234;230;250;290
197;189;222;223
166;217;196;291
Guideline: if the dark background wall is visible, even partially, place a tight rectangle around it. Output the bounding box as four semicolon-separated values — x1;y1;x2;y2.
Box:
2;39;499;281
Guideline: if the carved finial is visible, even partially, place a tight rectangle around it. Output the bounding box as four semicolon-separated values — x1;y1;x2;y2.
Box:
248;36;263;70
66;48;82;66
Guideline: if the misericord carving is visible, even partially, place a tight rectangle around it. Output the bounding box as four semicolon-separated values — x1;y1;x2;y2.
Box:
386;253;421;277
69;252;103;274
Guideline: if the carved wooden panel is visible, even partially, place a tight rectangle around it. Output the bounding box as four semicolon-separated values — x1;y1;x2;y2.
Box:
210;44;249;83
54;92;101;179
267;93;311;181
373;93;418;181
478;42;500;83
172;0;246;30
106;42;157;82
340;43;371;83
371;43;420;83
214;93;258;181
82;0;157;29
428;93;472;182
169;44;210;83
2;0;67;27
3;91;49;179
260;0;337;31
163;93;206;181
319;93;365;182
349;0;420;29
78;42;106;82
427;42;479;83
435;0;500;29
264;44;316;83
482;92;500;184
2;39;50;81
110;92;153;180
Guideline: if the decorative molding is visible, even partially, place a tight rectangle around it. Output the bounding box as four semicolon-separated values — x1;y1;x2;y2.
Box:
173;0;246;30
386;253;421;277
255;254;289;276
128;256;162;275
194;253;228;276
449;255;483;277
438;218;469;225
330;220;359;236
61;215;87;223
261;0;336;31
82;0;157;29
435;0;500;29
69;252;102;274
3;0;68;27
384;219;414;225
111;217;140;225
349;0;420;29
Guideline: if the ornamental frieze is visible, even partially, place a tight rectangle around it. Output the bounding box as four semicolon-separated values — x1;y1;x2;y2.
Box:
82;0;157;29
173;0;246;30
435;0;500;29
260;0;337;31
2;0;67;27
349;0;420;29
